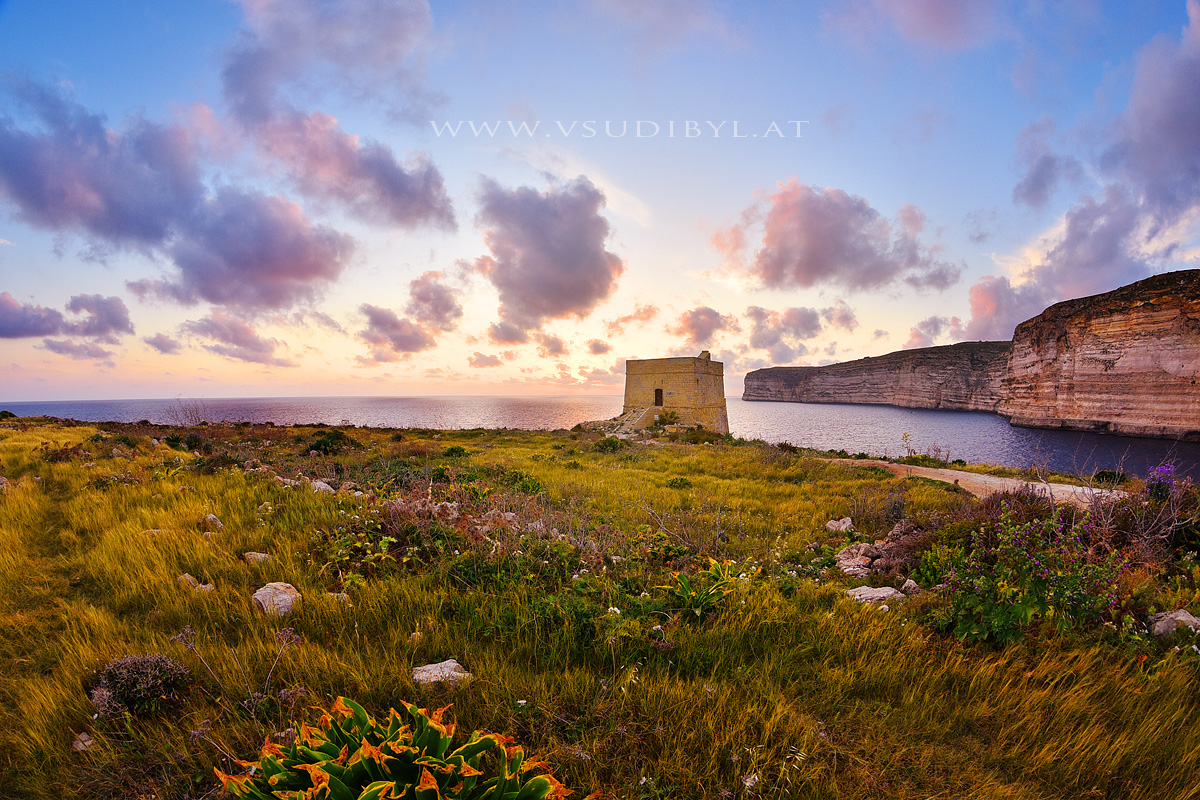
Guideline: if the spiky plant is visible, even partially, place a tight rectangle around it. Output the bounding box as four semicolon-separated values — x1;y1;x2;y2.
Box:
216;696;584;800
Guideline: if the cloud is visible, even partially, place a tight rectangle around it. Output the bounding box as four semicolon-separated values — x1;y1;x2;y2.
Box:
903;314;963;349
587;339;611;355
0;291;65;337
827;0;1006;51
41;338;114;361
0;78;202;248
590;0;735;52
143;332;182;354
245;109;455;229
475;176;625;338
534;332;568;357
820;300;859;331
744;305;820;364
130;188;354;311
63;294;134;343
218;0;453;229
604;303;658;336
182;311;294;366
0;290;133;343
873;328;888;339
487;320;529;345
222;0;437;124
0;81;354;314
405;271;462;332
1012;117;1081;209
715;179;960;292
670;306;739;346
356;303;436;363
468;351;503;368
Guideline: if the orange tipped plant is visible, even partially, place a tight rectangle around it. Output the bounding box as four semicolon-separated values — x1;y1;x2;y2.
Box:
216;696;583;800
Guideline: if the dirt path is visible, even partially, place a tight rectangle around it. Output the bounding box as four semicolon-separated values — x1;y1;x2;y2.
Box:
836;459;1124;510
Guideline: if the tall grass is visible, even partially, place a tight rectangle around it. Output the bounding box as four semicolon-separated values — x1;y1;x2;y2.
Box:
0;418;1197;799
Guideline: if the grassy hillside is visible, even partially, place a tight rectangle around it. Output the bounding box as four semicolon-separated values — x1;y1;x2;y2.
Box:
0;416;1198;799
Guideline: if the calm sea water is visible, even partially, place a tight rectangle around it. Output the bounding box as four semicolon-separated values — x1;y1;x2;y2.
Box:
3;395;1198;479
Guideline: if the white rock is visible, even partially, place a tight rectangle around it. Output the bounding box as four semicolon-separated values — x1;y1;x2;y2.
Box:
310;480;335;494
901;579;921;595
253;582;301;616
412;658;472;687
825;517;854;533
201;513;223;531
71;732;94;752
1147;609;1200;637
244;551;271;564
845;586;906;604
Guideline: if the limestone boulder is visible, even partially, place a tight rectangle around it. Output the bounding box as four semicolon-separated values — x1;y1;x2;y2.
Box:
825;517;854;533
846;586;906;604
1147;609;1200;637
254;582;301;616
244;551;271;564
412;659;472;687
201;513;223;532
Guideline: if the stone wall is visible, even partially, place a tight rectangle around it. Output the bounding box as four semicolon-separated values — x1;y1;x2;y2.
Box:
742;341;1011;412
624;351;729;433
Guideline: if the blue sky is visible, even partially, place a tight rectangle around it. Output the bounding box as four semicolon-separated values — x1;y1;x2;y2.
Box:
1;0;1198;400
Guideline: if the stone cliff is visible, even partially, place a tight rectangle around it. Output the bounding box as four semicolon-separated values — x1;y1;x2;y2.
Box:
742;341;1011;412
743;270;1200;440
998;270;1200;439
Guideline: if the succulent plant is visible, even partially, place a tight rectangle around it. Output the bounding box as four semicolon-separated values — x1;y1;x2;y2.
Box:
216;696;583;799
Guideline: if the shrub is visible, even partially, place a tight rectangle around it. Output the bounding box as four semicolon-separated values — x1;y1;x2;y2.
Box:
310;429;361;454
217;696;582;800
444;444;469;458
665;476;692;489
0;410;16;419
89;654;191;717
943;509;1128;644
593;437;627;453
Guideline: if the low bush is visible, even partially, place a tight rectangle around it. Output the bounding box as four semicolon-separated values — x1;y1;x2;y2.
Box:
88;654;191;717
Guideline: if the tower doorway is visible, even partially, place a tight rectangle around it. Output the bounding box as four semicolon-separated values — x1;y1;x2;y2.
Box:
654;388;663;406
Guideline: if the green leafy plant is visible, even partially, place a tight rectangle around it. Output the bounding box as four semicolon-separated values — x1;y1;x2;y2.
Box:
944;509;1128;644
658;558;738;619
216;696;583;799
444;445;469;458
664;477;692;490
310;429;362;455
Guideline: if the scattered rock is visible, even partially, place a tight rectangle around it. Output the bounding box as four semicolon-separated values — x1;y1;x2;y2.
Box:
1147;609;1200;637
0;476;8;492
834;542;880;578
244;551;271;564
177;573;214;593
825;517;854;533
326;592;351;604
253;582;300;616
845;586;906;604
310;480;335;494
901;578;921;596
412;659;472;687
201;513;223;531
71;732;94;752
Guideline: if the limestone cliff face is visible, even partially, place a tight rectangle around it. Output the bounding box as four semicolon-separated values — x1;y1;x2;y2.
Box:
998;270;1200;439
742;341;1012;412
742;270;1200;441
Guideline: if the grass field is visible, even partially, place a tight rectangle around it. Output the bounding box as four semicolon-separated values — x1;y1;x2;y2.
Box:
0;415;1198;799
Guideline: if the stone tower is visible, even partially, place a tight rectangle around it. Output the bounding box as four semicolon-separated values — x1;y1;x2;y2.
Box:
621;351;729;434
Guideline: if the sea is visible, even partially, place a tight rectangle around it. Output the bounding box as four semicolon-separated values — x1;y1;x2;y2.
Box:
3;395;1199;480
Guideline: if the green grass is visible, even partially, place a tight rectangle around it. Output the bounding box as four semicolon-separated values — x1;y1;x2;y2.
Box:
0;418;1198;799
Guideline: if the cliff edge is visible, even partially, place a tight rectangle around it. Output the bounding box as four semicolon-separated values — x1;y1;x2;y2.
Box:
743;270;1200;440
742;341;1011;412
998;270;1200;439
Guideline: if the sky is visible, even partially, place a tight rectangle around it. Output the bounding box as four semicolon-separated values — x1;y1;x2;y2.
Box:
1;0;1198;402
